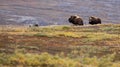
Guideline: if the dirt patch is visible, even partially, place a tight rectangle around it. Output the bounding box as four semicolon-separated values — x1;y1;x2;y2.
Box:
0;34;81;54
0;33;120;54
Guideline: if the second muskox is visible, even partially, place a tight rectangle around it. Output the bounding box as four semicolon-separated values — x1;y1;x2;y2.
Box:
68;15;83;25
89;16;101;25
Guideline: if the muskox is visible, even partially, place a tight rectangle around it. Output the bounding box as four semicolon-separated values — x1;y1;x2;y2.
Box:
34;24;39;27
89;16;101;25
68;15;83;25
29;23;39;27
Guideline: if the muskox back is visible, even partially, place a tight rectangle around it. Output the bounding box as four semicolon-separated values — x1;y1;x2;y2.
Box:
89;16;101;25
68;15;83;25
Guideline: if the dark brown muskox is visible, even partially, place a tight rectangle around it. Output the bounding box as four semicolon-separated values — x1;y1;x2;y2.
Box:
68;15;83;25
34;24;39;27
29;23;39;27
89;16;101;25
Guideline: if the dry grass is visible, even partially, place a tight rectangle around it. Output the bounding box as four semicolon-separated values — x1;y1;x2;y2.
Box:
0;24;120;66
0;24;120;46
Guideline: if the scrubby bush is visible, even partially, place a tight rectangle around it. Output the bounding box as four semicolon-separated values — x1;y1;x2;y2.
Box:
0;52;82;67
0;50;119;67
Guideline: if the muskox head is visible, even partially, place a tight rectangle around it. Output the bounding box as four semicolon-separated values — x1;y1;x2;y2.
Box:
68;15;83;25
89;16;101;25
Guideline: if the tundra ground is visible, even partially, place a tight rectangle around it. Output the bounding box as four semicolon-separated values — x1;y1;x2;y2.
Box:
0;24;120;67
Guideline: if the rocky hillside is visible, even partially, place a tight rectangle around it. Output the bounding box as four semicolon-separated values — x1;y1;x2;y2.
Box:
0;0;120;25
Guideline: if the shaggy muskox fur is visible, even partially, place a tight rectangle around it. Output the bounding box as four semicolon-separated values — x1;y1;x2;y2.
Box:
68;15;83;25
29;24;39;27
89;16;101;25
34;24;39;27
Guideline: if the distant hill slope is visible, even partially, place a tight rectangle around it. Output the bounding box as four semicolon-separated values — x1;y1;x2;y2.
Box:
0;0;120;25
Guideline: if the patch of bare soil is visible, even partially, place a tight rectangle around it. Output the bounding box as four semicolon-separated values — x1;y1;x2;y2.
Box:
0;34;120;54
0;34;81;54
